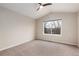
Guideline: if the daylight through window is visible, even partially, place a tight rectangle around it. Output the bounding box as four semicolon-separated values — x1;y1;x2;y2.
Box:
44;19;62;35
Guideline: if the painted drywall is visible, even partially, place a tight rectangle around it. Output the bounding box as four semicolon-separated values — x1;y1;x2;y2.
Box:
77;13;79;46
36;13;77;45
0;7;35;51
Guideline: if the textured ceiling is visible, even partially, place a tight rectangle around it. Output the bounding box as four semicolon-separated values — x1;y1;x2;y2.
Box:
0;3;79;19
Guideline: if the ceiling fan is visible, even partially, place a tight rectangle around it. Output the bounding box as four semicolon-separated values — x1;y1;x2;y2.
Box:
37;3;52;11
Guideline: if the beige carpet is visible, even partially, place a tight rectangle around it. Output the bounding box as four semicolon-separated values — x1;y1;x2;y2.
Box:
0;40;79;56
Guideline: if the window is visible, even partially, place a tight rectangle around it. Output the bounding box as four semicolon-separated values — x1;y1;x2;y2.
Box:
43;19;62;35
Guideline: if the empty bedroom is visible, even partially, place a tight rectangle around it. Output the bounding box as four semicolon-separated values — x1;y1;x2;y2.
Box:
0;3;79;56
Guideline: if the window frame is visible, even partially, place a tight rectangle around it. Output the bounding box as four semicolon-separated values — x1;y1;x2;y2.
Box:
43;19;62;36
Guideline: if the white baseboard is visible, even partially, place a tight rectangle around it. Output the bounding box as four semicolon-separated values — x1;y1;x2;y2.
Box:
0;40;33;51
38;39;77;46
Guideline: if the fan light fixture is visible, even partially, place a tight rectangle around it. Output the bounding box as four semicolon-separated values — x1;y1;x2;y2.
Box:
40;5;43;9
37;3;52;11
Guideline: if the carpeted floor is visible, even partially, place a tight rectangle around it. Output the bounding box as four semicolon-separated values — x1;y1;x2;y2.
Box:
0;40;79;56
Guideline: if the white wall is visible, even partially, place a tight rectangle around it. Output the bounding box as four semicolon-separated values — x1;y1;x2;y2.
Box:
77;13;79;46
36;13;77;45
0;7;35;51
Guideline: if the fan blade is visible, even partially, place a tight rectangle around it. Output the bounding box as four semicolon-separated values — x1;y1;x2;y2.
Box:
38;3;42;5
43;3;52;6
37;7;40;11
